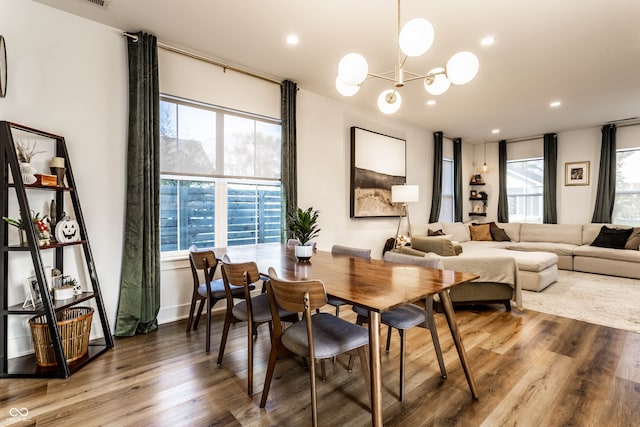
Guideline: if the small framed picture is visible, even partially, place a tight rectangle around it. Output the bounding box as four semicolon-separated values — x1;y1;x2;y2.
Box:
565;161;590;186
470;190;478;198
23;276;43;308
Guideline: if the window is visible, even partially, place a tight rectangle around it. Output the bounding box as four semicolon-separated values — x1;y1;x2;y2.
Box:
612;148;640;226
507;158;543;223
438;158;454;222
159;97;282;254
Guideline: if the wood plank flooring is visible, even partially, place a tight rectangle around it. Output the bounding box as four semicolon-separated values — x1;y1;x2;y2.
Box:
2;305;639;426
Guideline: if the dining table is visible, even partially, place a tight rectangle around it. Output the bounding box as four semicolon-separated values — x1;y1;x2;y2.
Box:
213;243;479;426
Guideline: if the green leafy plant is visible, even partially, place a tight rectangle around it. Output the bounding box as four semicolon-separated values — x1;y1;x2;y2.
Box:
287;207;321;245
2;211;49;230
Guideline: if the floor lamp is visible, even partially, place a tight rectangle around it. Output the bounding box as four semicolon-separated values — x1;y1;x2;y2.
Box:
391;184;419;248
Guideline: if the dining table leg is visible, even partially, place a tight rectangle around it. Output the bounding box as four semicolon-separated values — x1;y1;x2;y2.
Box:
438;290;479;399
205;292;211;353
368;310;383;426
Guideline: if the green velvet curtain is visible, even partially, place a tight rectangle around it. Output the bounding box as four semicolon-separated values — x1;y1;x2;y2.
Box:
428;132;443;223
592;124;617;223
115;32;160;336
497;140;509;223
453;138;463;222
281;80;297;239
543;133;558;224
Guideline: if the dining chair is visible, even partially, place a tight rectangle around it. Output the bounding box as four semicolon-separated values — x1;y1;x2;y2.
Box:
260;268;371;427
188;246;255;353
349;251;447;402
328;245;372;316
218;260;298;396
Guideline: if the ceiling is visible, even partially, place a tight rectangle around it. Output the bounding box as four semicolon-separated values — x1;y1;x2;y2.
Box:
35;0;640;143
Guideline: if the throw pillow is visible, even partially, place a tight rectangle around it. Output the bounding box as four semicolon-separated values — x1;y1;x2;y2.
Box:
591;226;633;249
489;222;511;242
428;228;445;236
469;223;493;241
625;227;640;250
411;236;457;256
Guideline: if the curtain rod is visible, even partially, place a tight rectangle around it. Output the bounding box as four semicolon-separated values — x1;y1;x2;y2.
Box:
123;32;282;86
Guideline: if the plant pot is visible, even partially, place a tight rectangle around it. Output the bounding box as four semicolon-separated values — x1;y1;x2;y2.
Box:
19;229;27;246
19;162;37;185
295;244;314;262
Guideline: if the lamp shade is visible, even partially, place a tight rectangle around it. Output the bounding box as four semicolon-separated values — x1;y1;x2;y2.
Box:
424;67;451;95
391;184;419;203
335;75;360;96
446;51;479;85
377;89;402;114
399;18;434;57
338;53;369;86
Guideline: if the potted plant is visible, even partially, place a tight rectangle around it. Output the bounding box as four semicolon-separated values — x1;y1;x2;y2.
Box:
16;140;45;185
287;207;321;261
3;211;50;246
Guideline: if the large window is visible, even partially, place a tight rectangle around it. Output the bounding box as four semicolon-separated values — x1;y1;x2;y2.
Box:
507;158;543;223
438;158;454;222
159;97;282;254
612;148;640;226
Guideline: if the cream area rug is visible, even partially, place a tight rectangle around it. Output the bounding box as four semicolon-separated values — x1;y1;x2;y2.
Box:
522;270;640;334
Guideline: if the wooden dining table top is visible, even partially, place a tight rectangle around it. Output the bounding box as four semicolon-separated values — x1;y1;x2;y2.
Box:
214;243;479;313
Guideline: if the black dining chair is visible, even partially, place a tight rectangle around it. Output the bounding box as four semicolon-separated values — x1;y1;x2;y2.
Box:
260;267;371;427
349;251;447;401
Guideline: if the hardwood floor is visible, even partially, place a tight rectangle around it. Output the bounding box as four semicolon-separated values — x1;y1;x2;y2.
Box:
2;306;639;426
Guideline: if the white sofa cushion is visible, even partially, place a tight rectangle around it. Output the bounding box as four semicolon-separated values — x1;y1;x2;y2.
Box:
520;223;582;245
497;223;521;242
573;245;640;262
506;242;578;256
442;222;471;242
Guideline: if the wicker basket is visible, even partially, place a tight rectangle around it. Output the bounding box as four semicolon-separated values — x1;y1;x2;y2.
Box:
29;307;93;367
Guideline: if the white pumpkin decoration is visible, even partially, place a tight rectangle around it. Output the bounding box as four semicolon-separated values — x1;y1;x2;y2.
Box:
55;217;80;243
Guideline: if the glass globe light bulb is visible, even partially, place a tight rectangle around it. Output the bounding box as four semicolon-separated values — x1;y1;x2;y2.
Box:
377;89;402;114
424;67;450;95
446;51;480;85
338;53;369;86
335;75;360;96
399;18;434;57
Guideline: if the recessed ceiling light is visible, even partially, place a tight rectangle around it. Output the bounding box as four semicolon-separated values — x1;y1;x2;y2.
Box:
426;100;436;106
481;36;495;46
492;129;500;134
286;34;299;45
550;101;562;108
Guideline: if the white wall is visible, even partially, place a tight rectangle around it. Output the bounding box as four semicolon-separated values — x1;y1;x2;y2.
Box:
0;0;128;356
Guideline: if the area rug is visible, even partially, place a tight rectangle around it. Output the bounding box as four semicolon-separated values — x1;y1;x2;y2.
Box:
522;270;640;334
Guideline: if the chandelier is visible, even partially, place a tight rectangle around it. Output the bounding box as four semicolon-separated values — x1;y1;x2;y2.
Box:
335;0;479;114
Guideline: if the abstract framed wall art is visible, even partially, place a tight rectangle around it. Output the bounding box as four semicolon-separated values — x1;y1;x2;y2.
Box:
350;127;406;218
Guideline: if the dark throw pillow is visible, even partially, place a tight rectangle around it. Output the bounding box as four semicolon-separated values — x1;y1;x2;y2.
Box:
490;226;511;242
427;228;445;236
590;226;633;249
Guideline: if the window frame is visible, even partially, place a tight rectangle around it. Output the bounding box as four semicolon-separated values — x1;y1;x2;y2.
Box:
159;95;282;258
506;157;544;224
438;157;455;223
612;147;640;226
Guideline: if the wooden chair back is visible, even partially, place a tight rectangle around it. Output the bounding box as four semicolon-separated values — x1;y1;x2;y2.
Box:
189;248;218;287
220;261;260;301
266;269;327;314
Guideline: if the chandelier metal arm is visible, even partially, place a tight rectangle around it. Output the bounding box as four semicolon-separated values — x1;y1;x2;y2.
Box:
366;72;397;83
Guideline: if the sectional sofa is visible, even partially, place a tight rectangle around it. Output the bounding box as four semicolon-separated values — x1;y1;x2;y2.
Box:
402;222;640;292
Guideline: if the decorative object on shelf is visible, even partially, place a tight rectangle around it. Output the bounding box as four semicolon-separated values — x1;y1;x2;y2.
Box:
287;207;321;261
565;161;590;186
23;276;42;308
32;212;51;246
470;174;484;184
50;156;65;186
54;285;75;301
16;140;45;164
479;191;488;200
19;162;37;185
391;184;419;248
335;0;479;114
55;216;80;243
470;190;478;199
473;204;483;213
49;199;57;229
0;35;6;98
34;173;57;186
29;307;94;367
